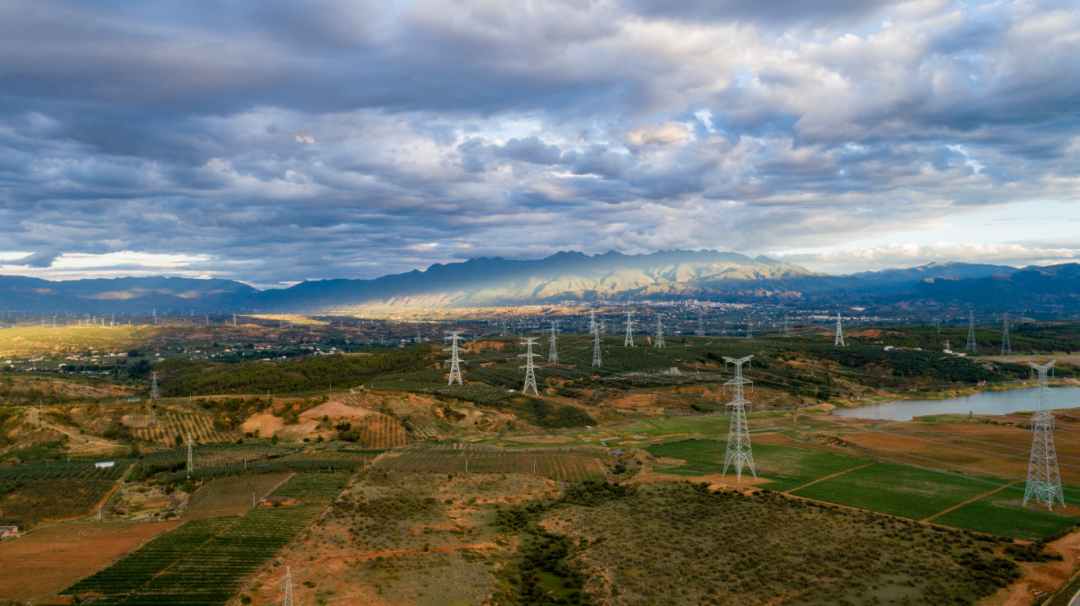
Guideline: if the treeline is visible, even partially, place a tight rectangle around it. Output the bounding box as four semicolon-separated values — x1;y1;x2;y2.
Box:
158;346;434;396
798;343;1030;383
848;323;1080;354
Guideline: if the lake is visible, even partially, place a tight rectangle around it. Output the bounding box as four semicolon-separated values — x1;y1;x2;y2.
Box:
831;386;1080;421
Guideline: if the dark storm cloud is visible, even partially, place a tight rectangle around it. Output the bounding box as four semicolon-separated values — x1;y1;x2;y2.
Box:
0;0;1078;283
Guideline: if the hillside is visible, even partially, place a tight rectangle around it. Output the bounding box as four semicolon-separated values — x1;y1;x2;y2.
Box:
0;251;1071;312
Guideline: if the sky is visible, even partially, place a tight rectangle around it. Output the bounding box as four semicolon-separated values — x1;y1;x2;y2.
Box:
1;0;1078;286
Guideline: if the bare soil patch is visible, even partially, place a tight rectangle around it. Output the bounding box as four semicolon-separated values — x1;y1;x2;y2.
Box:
0;521;179;600
240;413;284;438
299;400;373;419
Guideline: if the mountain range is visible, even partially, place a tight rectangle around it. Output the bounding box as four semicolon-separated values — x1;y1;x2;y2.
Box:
0;250;1069;313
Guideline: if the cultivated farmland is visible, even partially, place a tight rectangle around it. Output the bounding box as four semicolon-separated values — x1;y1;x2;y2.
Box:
132;409;236;444
373;445;607;481
791;462;1008;521
0;459;129;527
63;472;349;605
355;412;408;449
0;521;181;600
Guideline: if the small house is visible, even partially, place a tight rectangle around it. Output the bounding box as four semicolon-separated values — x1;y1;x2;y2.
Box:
259;496;299;507
0;525;19;539
95;462;115;469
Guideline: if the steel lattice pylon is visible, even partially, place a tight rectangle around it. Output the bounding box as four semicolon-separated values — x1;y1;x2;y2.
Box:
591;311;602;367
722;355;755;481
746;316;753;339
547;321;559;364
519;337;541;396
1001;313;1012;356
654;315;665;348
834;312;845;346
696;310;704;337
1024;360;1065;509
186;433;194;479
782;314;790;338
966;310;978;353
444;331;465;385
282;566;297;606
624;312;635;346
149;372;160;400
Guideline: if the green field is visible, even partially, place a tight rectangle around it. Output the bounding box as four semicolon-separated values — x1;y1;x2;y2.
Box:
932;485;1080;539
792;463;1006;520
646;440;871;492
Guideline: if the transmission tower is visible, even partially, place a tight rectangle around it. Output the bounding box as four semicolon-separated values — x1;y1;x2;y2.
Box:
149;372;160;400
186;434;194;479
152;309;157;325
746;316;753;339
933;317;941;334
695;310;704;337
834;312;845;346
591;311;602;367
966;310;977;353
519;337;541;396
444;331;465;385
722;355;755;481
547;321;559;364
654;315;665;348
782;314;790;338
1001;313;1012;356
282;566;297;606
624;312;635;346
1024;361;1064;509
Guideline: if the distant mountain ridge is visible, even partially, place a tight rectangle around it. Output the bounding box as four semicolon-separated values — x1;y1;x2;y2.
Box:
0;251;1070;312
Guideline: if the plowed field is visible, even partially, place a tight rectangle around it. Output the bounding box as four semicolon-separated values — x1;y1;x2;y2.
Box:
133;410;236;445
0;522;179;600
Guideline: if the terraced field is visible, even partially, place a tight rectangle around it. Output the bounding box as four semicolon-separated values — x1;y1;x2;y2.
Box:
132;410;236;445
64;472;349;605
356;413;408;449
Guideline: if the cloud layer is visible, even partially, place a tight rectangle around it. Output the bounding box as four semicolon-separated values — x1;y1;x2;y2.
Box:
1;0;1078;284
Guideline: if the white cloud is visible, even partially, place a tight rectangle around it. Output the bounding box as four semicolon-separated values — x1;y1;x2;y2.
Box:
775;242;1080;274
624;122;693;147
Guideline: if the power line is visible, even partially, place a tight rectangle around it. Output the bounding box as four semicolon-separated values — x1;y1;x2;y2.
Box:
591;311;602;368
723;355;755;481
548;321;560;364
519;337;541;396
966;310;977;353
1001;313;1011;356
282;566;297;606
1025;360;1064;509
186;434;194;480
444;331;465;386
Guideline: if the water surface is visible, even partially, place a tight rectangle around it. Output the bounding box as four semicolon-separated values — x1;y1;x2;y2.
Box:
831;387;1080;421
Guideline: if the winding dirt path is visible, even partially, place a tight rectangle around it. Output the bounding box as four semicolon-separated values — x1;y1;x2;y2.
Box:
923;481;1020;522
784;463;875;494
